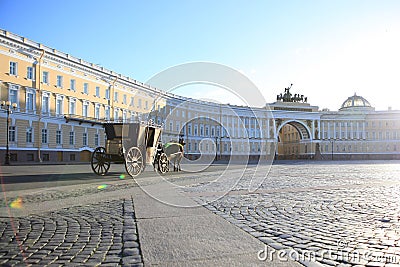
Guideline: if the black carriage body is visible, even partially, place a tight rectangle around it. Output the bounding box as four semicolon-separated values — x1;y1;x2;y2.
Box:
104;123;139;162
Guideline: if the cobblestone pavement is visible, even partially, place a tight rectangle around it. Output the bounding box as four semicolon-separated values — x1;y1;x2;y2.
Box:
0;198;143;266
2;162;400;266
186;162;400;266
0;182;139;207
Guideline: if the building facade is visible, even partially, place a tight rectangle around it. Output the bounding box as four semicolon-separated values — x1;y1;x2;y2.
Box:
1;29;399;164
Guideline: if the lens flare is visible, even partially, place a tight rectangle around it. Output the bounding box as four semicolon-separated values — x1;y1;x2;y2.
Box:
119;174;125;179
97;184;108;190
9;197;23;209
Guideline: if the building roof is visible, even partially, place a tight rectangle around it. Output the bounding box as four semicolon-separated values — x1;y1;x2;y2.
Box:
340;93;373;111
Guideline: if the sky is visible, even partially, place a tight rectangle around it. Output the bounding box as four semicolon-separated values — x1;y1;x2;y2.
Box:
1;0;400;111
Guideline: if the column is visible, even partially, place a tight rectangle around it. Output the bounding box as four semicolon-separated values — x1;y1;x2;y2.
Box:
362;122;366;139
322;121;325;139
345;122;348;139
339;122;342;139
312;120;315;140
350;122;354;139
327;122;331;139
266;118;270;138
318;120;321;139
356;121;360;139
333;121;336;139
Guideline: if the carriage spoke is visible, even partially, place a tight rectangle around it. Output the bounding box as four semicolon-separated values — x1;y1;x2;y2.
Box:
99;164;104;174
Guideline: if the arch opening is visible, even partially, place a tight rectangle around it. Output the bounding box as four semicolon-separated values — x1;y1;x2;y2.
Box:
276;120;313;160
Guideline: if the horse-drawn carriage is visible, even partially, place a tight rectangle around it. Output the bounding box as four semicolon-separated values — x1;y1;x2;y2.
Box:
90;120;171;177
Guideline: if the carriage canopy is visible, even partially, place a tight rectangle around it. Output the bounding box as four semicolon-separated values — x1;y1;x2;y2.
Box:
104;121;163;150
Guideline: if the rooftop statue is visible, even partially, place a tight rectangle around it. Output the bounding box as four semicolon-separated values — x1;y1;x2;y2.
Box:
276;84;308;103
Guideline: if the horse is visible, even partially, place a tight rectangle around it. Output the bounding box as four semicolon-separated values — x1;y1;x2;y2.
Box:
154;139;185;172
164;141;184;171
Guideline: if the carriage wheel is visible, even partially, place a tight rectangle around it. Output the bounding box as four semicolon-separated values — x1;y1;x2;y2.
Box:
158;152;169;174
125;147;144;177
91;147;110;176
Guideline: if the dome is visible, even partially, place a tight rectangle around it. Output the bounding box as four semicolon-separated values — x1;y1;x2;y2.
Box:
340;93;373;111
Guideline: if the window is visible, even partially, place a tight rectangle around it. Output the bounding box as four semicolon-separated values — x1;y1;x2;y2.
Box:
105;106;110;120
42;71;49;84
27;153;34;161
70;79;76;91
9;126;16;142
138;99;142;108
69;131;74;145
114;92;118;102
122;110;127;122
9;62;17;75
95;133;99;147
83;83;88;94
70;154;75;161
26;127;33;143
42;92;50;114
9;85;19;107
188;125;192;135
10;153;17;162
194;125;198;135
41;128;48;144
130;97;134;106
95;86;100;97
114;109;119;121
43;154;50;161
123;94;127;104
56;95;64;116
56;130;62;145
169;122;173;132
145;101;148;110
27;66;34;80
57;75;63;88
83;132;88;146
26;88;36;112
69;98;76;115
82;101;89;117
94;104;100;119
105;88;110;100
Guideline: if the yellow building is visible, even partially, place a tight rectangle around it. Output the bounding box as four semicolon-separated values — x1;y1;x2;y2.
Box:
0;30;161;163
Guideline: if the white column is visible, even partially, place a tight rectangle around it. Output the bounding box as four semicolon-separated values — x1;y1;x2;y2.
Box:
333;121;336;139
312;120;315;140
339;122;342;139
356;121;360;139
322;121;325;139
318;120;321;139
266;118;270;138
345;122;348;139
350;122;353;139
362;122;366;139
327;122;331;139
